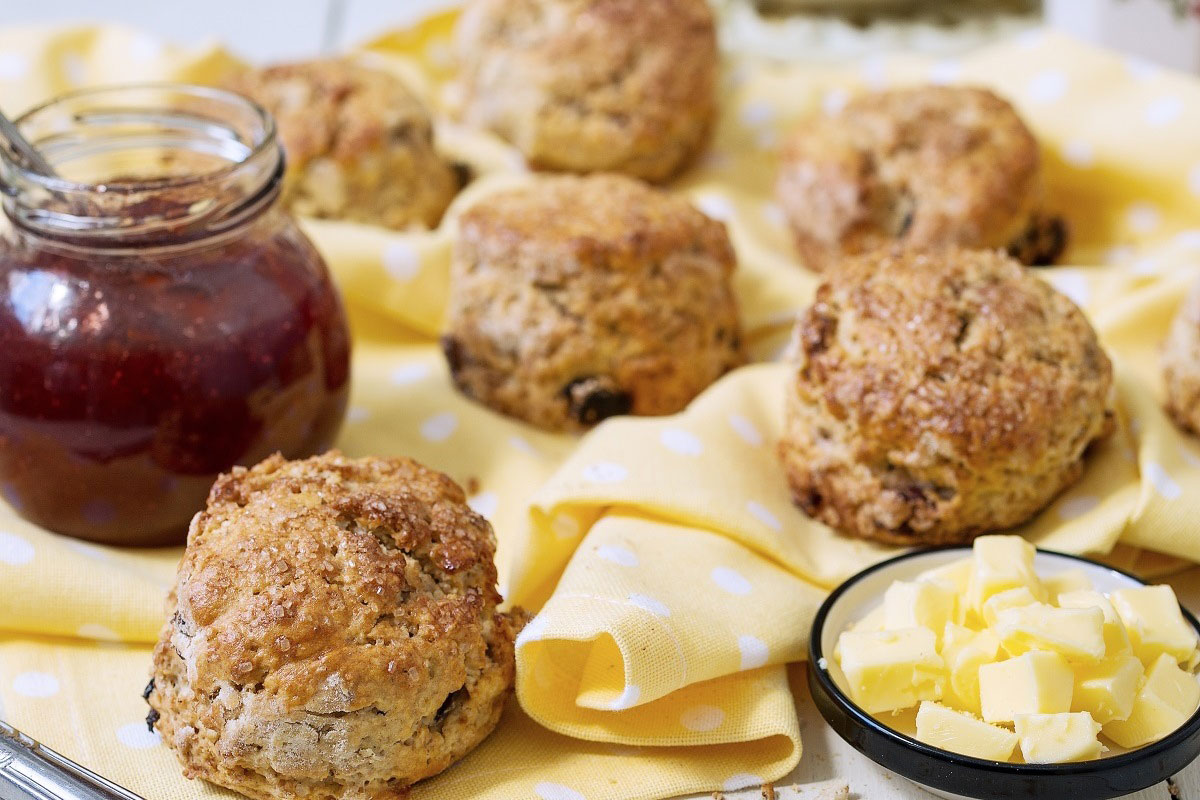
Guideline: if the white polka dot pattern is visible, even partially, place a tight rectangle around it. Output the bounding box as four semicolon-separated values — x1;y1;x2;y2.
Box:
383;241;421;281
116;722;161;749
581;462;628;483
628;593;671;618
12;672;58;698
0;531;34;566
596;545;638;567
534;783;585;800
711;567;752;596
659;428;703;457
746;501;782;532
680;705;725;732
737;635;769;670
419;412;458;442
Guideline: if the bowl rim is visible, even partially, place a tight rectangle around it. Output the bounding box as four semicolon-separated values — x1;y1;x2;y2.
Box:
808;544;1200;777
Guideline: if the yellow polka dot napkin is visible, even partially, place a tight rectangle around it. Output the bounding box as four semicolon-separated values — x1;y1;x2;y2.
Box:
4;12;1200;800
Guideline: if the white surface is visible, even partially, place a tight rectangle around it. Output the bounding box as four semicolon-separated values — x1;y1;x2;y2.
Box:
1044;0;1200;74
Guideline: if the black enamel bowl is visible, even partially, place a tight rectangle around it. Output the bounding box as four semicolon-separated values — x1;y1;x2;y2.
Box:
807;546;1200;800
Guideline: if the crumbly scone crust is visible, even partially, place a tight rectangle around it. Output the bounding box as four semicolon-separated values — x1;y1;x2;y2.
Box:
779;247;1113;545
455;0;717;182
225;59;459;230
147;452;520;800
1163;276;1200;434
776;86;1066;271
442;174;745;432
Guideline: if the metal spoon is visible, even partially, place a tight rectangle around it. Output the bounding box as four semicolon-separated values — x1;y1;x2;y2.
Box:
1;720;148;800
0;106;58;177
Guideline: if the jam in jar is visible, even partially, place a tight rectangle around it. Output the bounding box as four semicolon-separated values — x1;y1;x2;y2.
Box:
0;85;351;545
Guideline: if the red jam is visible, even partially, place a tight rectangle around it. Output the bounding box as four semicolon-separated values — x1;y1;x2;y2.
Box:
0;84;351;545
0;216;350;545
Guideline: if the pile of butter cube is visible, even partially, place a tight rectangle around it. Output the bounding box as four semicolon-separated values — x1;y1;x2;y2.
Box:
835;535;1200;763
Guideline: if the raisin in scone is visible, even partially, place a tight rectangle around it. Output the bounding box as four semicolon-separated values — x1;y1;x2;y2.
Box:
776;86;1066;272
455;0;717;182
146;452;521;800
779;247;1112;545
442;174;745;432
225;59;460;230
1163;275;1200;434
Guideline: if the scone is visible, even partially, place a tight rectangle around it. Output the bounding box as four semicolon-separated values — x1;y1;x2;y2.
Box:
455;0;717;182
779;247;1112;545
1163;275;1200;433
442;174;744;432
224;59;460;230
776;86;1067;271
146;452;521;800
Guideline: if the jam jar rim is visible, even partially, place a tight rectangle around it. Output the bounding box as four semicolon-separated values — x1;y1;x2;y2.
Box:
5;82;277;195
0;82;286;252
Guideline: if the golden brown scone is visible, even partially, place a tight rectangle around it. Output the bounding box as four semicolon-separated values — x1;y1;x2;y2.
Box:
1163;275;1200;433
442;174;744;432
454;0;717;182
224;59;460;230
776;86;1067;271
779;247;1112;545
146;452;521;800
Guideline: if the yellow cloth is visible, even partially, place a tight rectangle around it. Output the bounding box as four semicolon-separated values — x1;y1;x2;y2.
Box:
2;14;1200;800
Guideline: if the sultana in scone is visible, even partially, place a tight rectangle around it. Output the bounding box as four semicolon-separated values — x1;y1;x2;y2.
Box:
224;58;460;230
454;0;717;182
146;452;521;800
779;247;1113;545
442;174;745;432
776;86;1067;272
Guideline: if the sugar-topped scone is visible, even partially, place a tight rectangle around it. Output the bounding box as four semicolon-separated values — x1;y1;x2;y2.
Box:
780;247;1112;545
455;0;717;182
776;86;1066;271
225;59;460;230
146;452;522;800
442;174;745;431
1163;275;1200;434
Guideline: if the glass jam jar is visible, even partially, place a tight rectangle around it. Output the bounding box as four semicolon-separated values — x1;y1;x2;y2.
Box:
0;85;351;545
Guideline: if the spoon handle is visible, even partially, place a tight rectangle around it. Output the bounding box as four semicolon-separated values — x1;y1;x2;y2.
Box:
0;720;147;800
0;111;58;177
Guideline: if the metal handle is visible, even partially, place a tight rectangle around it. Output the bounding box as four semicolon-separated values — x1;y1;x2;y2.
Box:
0;720;146;800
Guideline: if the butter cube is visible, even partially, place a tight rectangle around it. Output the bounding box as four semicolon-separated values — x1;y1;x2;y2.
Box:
1057;590;1132;657
979;651;1073;724
851;603;887;633
1072;653;1143;724
942;623;1001;715
1103;653;1200;748
994;603;1106;662
967;535;1043;614
884;580;956;644
1111;586;1199;667
1043;568;1093;597
982;586;1039;627
1014;712;1105;763
917;557;973;595
915;701;1018;761
837;628;946;714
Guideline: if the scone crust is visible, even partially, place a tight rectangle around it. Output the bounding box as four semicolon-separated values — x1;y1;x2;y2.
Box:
776;86;1065;271
1163;276;1200;434
148;452;520;800
455;0;717;182
225;59;459;230
443;174;744;431
779;247;1113;545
